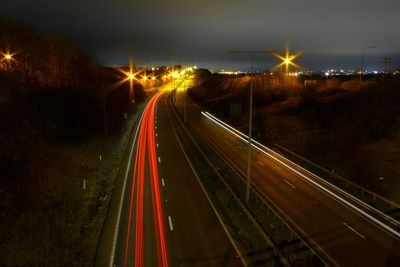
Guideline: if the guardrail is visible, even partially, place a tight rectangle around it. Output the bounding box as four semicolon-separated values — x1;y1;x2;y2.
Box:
193;125;329;266
201;110;400;235
169;90;328;266
274;144;400;221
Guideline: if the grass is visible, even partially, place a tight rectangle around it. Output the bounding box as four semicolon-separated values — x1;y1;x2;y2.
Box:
0;79;147;266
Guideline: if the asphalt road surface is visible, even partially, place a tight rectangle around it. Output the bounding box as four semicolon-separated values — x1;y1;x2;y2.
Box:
171;77;400;267
108;83;243;267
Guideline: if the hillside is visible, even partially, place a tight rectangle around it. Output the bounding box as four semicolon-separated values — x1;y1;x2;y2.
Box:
0;17;146;266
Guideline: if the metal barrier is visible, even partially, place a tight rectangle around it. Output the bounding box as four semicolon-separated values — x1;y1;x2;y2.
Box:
274;144;400;220
169;91;328;266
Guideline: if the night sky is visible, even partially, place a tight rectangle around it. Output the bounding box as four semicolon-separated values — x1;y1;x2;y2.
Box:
2;0;399;71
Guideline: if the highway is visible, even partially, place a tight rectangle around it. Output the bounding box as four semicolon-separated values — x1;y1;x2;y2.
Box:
171;76;400;267
106;81;243;267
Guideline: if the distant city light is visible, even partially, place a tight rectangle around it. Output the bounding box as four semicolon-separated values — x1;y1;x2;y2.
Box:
219;70;240;75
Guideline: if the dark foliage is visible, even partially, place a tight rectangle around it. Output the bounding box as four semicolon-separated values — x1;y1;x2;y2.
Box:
189;72;400;201
0;17;146;266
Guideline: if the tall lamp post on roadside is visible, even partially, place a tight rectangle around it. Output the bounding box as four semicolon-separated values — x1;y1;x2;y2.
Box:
228;49;276;203
360;46;376;80
183;72;188;124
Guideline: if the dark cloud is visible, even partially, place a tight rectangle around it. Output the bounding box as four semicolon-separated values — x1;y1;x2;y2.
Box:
2;0;400;70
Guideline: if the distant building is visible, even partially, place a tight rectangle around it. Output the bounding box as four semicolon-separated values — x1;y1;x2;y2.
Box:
304;79;317;86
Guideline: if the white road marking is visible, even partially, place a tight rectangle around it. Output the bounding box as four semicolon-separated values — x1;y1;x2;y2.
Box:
161;178;165;187
157;143;159;148
168;216;174;231
158;157;161;163
201;111;400;240
257;160;265;166
284;179;296;189
343;222;366;239
173;126;249;267
156;133;158;137
109;105;147;267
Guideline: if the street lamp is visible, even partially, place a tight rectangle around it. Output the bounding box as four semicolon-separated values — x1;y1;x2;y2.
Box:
127;72;135;103
183;71;188;124
360;46;376;80
2;51;14;61
272;45;303;75
116;62;138;103
228;49;276;203
1;51;16;71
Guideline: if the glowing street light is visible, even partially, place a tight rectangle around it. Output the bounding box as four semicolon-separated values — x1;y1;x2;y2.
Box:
1;50;16;71
273;45;303;74
2;51;15;61
116;62;140;103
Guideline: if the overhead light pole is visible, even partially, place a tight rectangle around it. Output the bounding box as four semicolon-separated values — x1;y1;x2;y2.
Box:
183;72;188;124
360;46;376;80
228;49;276;203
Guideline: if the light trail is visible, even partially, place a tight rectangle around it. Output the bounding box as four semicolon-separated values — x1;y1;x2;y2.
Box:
134;111;147;267
117;93;168;267
110;105;146;267
123;126;141;267
201;111;400;240
148;93;169;267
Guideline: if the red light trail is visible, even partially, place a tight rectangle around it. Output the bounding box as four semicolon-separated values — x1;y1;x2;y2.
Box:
123;92;168;267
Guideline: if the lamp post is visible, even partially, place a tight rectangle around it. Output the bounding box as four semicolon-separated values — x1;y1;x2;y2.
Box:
228;49;276;203
360;46;376;80
128;72;135;103
183;73;187;124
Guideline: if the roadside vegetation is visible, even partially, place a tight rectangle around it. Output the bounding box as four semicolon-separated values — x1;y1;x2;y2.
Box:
0;17;146;266
189;70;400;202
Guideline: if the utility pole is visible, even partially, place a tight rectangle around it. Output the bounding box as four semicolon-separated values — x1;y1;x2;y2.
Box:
183;76;187;124
360;46;376;81
383;57;390;81
228;49;276;203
